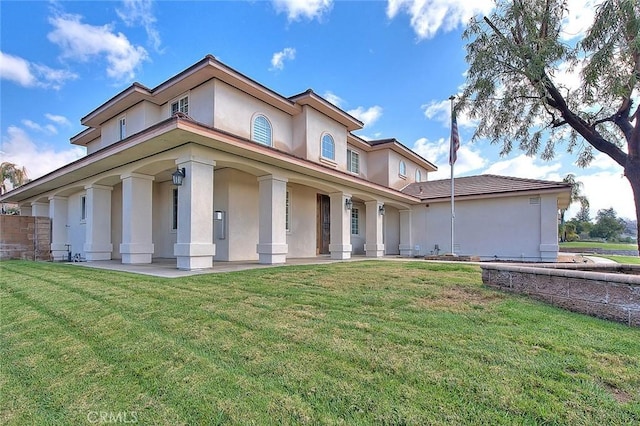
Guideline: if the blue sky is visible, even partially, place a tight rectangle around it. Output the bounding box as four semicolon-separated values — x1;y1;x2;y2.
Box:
0;0;634;220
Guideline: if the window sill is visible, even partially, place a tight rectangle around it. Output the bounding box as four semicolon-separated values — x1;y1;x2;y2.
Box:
320;157;337;167
398;174;407;180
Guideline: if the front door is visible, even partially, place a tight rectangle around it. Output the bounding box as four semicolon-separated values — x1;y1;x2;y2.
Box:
316;194;330;254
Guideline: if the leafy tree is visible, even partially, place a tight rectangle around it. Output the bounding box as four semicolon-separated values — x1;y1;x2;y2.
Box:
460;0;640;252
589;207;626;240
573;199;591;223
0;162;28;195
559;173;588;241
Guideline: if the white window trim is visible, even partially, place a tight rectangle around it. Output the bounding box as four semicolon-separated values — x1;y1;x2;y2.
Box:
399;160;407;178
170;93;190;115
285;189;291;233
347;148;360;175
251;113;273;146
118;116;126;140
351;207;359;235
321;133;336;162
170;187;178;233
80;195;87;224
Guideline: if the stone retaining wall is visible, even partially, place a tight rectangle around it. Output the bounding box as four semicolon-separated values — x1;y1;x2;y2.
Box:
481;263;640;327
0;215;51;261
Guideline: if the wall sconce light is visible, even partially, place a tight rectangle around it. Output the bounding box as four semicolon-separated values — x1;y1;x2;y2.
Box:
379;204;386;216
345;198;353;210
172;167;186;186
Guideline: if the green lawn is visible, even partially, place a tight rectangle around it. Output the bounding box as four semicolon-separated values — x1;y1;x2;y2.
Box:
1;260;638;425
560;241;637;251
598;255;640;264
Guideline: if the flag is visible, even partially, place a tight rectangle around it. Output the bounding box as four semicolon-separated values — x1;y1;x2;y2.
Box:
449;109;460;166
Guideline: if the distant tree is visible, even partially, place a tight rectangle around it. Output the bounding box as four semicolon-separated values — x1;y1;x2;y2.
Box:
589;207;626;240
460;0;640;253
574;200;591;223
1;162;28;195
559;174;588;241
562;222;579;241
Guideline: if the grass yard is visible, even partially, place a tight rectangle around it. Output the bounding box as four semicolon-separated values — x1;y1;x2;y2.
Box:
598;255;640;264
1;260;639;425
560;241;637;251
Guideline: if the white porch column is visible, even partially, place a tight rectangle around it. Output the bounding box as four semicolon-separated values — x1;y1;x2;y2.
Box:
120;173;155;264
329;192;352;260
31;201;49;217
256;175;288;264
399;209;413;257
539;196;560;261
364;200;385;257
84;184;113;261
48;195;68;261
173;157;215;270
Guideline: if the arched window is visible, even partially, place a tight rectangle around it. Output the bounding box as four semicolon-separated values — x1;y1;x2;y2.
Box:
321;134;335;160
415;169;422;182
399;160;406;177
252;114;272;146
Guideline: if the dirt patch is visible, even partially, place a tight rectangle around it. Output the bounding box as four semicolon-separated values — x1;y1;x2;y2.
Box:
414;286;505;312
604;383;634;404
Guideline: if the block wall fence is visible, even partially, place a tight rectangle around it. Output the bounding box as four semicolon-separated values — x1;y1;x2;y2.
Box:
0;215;51;261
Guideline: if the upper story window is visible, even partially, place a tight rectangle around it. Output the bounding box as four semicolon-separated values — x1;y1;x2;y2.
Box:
171;96;189;115
347;149;360;174
321;134;335;161
415;169;422;182
119;116;126;140
399;160;406;177
252;114;273;146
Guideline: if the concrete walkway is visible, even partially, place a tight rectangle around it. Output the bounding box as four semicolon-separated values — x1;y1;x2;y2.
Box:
69;255;395;278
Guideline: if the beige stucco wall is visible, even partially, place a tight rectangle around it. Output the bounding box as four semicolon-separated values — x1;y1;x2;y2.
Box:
227;170;259;261
413;194;558;260
286;183;318;258
66;191;86;258
384;206;400;255
152;181;177;258
301;106;348;168
111;182;123;259
99;101;162;151
213;80;294;151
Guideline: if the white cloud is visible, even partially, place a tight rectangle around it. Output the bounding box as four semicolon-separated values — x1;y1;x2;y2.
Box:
561;0;605;41
0;51;77;90
482;154;562;178
0;126;85;186
412;136;487;179
347;106;383;128
47;13;148;81
386;0;494;40
45;113;71;127
323;91;344;108
117;0;162;52
565;171;634;220
270;47;296;71
272;0;333;22
422;98;476;129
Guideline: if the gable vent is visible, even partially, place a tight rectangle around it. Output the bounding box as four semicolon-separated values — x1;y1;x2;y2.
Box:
529;197;540;205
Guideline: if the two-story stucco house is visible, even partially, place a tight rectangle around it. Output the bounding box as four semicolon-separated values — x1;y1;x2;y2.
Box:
1;55;571;269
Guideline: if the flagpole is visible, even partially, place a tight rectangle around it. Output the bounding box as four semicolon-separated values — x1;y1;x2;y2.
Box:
449;95;456;256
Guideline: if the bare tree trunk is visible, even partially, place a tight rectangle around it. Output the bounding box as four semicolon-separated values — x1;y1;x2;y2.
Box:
625;161;640;255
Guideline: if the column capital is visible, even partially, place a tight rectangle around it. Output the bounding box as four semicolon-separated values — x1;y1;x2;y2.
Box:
175;155;216;167
120;172;155;181
84;184;113;191
48;195;68;201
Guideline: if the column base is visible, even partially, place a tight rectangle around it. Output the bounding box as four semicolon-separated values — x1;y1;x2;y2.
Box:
399;244;413;257
329;244;352;260
174;243;215;270
257;243;288;265
84;243;113;261
365;243;385;258
120;243;154;264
